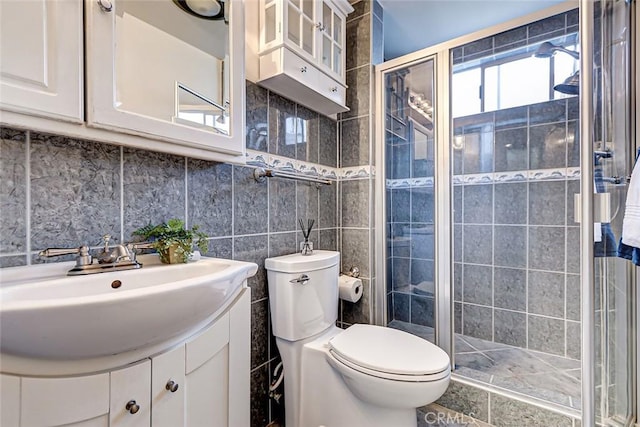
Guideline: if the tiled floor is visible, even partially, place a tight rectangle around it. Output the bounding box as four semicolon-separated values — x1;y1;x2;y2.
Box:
389;320;581;410
417;403;492;427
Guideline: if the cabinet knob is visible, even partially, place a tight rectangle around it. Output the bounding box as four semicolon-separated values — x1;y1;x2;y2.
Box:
315;22;326;31
125;400;140;414
97;0;113;12
165;380;179;393
300;66;307;73
330;87;338;93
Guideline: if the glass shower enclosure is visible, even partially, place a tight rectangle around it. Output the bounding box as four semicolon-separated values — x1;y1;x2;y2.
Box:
375;1;637;425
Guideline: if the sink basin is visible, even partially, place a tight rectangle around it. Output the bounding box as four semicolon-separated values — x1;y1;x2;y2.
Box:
0;254;257;360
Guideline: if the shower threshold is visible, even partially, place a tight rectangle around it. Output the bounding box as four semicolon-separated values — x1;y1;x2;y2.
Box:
388;320;581;411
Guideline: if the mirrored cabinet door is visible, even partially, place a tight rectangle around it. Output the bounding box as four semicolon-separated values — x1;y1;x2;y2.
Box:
86;0;245;159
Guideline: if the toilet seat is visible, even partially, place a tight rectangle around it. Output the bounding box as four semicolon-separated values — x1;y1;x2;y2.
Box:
327;324;450;382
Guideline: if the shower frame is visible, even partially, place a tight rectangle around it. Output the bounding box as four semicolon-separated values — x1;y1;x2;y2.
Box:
373;1;638;424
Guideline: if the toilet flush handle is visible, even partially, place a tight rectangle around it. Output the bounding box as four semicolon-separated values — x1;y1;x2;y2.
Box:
290;274;310;285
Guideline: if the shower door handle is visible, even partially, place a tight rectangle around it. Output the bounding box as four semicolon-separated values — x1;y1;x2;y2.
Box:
574;193;613;223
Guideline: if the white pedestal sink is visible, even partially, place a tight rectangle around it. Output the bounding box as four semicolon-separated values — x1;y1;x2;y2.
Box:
0;255;258;362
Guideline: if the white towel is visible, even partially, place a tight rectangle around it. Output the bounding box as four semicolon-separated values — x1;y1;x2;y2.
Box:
621;156;640;247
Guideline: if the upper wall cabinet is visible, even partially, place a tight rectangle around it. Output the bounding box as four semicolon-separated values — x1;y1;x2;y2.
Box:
254;0;353;115
86;0;245;156
0;0;83;122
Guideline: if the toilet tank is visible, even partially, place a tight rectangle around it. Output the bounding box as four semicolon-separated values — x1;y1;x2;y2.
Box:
265;251;340;341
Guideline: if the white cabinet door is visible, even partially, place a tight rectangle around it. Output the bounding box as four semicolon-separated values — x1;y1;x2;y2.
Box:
284;0;317;60
228;289;251;427
85;0;246;159
151;346;185;427
109;361;151;427
1;374;20;427
20;373;109;427
317;0;345;81
0;0;83;122
185;312;230;426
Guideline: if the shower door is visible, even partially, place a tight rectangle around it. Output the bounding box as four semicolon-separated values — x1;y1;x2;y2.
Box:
585;0;636;424
379;57;445;346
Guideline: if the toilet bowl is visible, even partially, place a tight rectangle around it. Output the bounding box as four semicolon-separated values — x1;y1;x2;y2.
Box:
327;324;450;409
265;251;450;427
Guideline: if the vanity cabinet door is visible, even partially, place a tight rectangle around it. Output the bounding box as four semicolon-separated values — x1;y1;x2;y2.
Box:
185;312;230;426
85;0;245;161
151;346;186;427
0;0;83;122
109;360;151;427
20;373;110;427
1;374;20;426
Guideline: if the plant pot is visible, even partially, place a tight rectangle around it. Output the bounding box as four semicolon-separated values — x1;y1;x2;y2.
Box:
158;243;186;264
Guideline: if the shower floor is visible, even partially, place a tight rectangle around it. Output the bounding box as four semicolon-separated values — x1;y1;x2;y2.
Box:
389;320;581;410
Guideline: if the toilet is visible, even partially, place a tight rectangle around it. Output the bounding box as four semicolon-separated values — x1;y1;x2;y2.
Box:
265;250;450;427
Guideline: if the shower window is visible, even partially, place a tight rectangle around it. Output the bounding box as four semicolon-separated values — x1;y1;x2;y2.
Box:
451;36;578;118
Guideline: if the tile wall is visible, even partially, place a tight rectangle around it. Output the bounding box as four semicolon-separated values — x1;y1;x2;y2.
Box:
449;0;584;362
450;97;581;360
0;80;340;427
337;0;384;327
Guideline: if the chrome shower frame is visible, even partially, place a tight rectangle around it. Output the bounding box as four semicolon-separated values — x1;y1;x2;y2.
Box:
374;1;638;424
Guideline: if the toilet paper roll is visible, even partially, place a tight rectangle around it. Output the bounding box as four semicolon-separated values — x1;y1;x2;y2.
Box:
338;274;363;303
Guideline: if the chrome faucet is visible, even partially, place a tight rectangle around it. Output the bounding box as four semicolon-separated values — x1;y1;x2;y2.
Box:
38;235;154;276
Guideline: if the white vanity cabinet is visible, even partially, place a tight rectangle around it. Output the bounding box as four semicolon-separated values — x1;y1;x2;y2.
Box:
0;289;250;427
0;0;83;122
252;0;353;115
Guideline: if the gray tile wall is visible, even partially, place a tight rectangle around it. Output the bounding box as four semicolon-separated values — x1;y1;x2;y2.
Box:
337;0;383;328
452;97;581;360
0;80;340;427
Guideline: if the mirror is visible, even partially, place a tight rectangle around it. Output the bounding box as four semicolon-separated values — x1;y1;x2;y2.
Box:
114;0;231;135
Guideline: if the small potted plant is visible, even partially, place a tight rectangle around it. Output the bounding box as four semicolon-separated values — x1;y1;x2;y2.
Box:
132;218;208;264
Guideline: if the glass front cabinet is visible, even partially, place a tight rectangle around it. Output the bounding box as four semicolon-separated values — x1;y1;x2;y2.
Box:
257;0;352;115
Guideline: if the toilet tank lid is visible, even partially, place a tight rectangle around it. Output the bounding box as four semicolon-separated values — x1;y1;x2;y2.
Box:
265;250;340;273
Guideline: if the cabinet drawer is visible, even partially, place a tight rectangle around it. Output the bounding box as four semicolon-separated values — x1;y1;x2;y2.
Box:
258;47;349;115
281;49;319;91
315;69;346;107
21;373;109;427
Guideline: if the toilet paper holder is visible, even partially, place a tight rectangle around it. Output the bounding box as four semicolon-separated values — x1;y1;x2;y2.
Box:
345;266;360;278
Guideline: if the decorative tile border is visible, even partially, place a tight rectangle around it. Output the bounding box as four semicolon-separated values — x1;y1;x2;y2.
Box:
245;150;373;181
245;150;339;180
245;152;579;186
388;168;581;189
340;165;373;180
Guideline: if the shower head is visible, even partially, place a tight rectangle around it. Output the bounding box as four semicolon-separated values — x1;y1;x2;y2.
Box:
554;70;580;95
534;41;580;60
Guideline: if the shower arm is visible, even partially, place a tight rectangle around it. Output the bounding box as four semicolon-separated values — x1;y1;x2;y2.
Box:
551;46;580;60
